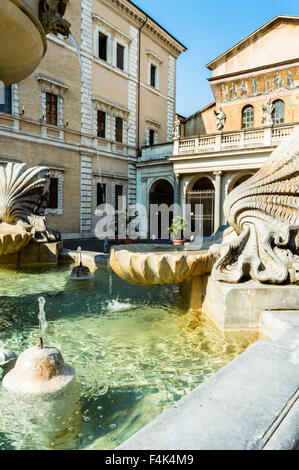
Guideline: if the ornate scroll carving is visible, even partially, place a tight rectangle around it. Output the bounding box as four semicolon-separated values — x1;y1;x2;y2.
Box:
210;132;299;284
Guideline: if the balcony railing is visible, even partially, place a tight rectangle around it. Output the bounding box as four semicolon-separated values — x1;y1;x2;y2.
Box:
175;124;297;156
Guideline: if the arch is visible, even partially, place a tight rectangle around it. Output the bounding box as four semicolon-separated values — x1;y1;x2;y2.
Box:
185;173;215;195
242;105;254;129
186;176;215;237
149;179;174;239
227;171;255;195
272;99;284;125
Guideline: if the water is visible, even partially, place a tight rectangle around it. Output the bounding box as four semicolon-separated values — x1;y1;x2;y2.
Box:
69;33;84;76
0;265;259;450
38;297;47;340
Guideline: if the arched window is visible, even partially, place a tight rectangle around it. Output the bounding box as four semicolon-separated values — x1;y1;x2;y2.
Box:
273;100;284;125
242;105;254;129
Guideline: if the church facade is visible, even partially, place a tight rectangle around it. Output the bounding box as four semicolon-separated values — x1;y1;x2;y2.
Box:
139;15;299;237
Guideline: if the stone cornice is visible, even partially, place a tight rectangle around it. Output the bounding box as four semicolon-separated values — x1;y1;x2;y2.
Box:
100;0;186;57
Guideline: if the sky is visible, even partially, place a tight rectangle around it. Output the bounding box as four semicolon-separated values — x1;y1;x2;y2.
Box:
132;0;299;117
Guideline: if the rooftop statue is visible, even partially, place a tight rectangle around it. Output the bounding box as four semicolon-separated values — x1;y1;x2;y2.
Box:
39;0;71;36
210;131;299;284
0;163;61;256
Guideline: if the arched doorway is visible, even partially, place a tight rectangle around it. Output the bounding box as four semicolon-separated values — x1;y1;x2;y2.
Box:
228;173;253;194
149;179;174;239
187;177;215;237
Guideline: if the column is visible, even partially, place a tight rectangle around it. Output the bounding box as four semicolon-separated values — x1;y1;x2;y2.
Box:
213;170;222;232
173;173;180;217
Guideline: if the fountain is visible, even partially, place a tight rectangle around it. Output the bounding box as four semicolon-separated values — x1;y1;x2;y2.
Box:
69;246;94;280
110;131;299;331
3;297;75;395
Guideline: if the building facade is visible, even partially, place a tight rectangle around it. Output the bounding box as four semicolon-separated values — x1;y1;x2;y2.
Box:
0;0;186;238
139;15;299;238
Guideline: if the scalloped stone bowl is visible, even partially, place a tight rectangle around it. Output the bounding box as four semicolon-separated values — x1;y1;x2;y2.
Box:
0;0;47;85
0;223;32;256
110;244;214;286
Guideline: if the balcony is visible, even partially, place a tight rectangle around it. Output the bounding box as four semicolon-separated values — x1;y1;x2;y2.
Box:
175;123;298;156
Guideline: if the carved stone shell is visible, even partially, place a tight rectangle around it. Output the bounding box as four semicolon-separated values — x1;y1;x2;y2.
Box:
0;163;50;225
210;131;299;284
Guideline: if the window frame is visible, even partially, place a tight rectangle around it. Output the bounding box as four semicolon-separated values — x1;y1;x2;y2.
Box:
98;32;108;61
241;105;254;129
115;116;123;143
48;177;59;210
116;43;125;70
149;129;156;146
150;64;157;88
272;99;285;125
0;85;12;114
97;110;106;138
45;93;58;126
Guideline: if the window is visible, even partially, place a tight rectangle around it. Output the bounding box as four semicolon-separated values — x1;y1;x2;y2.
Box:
45;93;58;125
97;110;106;138
0;85;12;114
115;185;123;211
242;105;254;129
149;129;156;146
48;178;59;209
150;64;157;88
96;183;106;206
98;32;108;61
273;100;284;125
117;44;125;70
115;117;123;143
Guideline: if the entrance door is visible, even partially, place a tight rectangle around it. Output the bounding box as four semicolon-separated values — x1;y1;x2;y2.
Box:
187;177;215;237
149;179;174;239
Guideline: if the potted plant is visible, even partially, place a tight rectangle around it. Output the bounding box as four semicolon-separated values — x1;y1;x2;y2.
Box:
169;216;187;246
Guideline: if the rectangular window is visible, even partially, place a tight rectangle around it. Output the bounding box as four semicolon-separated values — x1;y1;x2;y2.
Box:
97;110;106;138
98;32;107;61
45;93;58;126
97;183;106;206
150;64;157;88
115;185;123;211
117;44;125;70
0;86;12;114
115;117;123;143
48;178;59;209
149;129;156;146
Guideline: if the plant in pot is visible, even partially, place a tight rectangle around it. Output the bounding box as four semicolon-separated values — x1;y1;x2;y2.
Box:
169;216;188;246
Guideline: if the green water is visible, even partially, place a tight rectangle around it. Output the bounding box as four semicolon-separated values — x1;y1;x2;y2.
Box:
0;265;257;450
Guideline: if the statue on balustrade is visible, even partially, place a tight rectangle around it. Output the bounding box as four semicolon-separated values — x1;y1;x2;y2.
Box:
214;107;226;132
172;115;181;139
262;98;274;126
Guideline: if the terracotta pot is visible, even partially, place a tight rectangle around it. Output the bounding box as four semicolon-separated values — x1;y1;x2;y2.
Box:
172;239;185;246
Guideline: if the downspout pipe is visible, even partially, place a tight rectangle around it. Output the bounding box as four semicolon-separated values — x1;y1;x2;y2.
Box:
137;15;148;157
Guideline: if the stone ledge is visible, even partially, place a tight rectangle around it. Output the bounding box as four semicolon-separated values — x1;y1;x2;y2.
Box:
181;275;299;331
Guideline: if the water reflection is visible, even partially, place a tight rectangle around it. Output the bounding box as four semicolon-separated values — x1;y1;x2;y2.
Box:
0;266;259;450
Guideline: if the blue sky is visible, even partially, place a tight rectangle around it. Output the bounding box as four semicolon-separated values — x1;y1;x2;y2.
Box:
132;0;299;117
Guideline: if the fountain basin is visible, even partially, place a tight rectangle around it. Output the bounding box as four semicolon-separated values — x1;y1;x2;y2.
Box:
110;244;215;286
0;0;47;85
0;222;32;256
